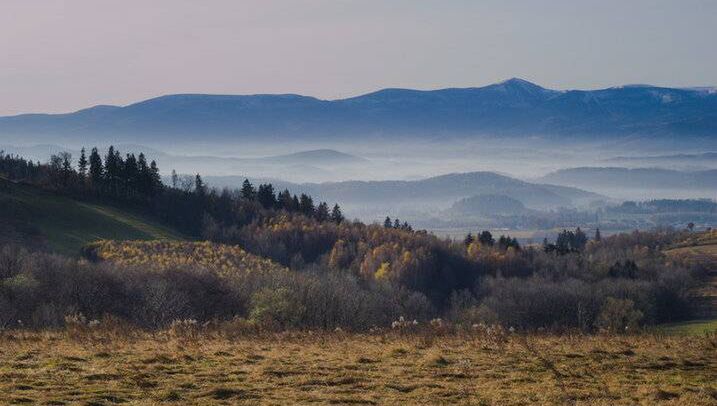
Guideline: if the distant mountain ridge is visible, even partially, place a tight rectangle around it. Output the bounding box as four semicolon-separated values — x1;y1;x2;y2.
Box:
2;78;716;143
540;167;717;190
206;170;604;212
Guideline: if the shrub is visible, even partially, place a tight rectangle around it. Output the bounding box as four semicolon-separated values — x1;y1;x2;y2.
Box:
596;297;643;333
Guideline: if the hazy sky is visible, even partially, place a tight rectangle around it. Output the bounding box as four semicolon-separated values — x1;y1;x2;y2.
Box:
1;0;715;115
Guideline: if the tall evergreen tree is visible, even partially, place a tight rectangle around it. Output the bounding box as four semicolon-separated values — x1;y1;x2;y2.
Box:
77;147;88;181
241;179;256;200
315;202;329;222
384;217;392;228
89;147;103;190
479;230;494;246
330;204;344;224
278;189;294;211
136;153;150;195
59;152;73;186
171;169;179;189
123;153;139;197
299;194;314;215
257;184;277;208
149;160;162;195
292;195;300;211
195;174;206;195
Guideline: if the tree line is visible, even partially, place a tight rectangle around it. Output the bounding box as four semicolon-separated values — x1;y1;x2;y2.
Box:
1;148;345;237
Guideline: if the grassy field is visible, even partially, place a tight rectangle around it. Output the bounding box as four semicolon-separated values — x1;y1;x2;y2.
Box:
0;179;184;255
0;330;714;405
657;319;717;335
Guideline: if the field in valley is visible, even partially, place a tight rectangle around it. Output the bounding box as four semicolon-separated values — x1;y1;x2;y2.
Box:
0;330;715;405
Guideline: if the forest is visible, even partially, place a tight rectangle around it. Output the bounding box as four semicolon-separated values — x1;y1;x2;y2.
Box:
0;148;708;332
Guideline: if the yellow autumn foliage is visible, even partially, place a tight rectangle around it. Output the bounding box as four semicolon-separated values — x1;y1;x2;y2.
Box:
86;240;287;278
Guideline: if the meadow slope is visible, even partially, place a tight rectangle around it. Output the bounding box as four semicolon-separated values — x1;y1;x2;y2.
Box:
0;178;184;254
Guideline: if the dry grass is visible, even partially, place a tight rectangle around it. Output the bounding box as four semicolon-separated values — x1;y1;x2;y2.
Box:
0;330;714;405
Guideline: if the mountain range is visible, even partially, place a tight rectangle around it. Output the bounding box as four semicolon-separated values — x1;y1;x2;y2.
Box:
540;167;717;191
206;171;604;223
1;79;716;144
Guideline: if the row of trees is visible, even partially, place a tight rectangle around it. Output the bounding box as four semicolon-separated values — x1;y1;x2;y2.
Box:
2;147;346;238
48;147;163;202
464;231;520;251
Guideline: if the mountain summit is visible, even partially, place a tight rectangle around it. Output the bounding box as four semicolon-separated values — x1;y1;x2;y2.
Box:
1;79;715;144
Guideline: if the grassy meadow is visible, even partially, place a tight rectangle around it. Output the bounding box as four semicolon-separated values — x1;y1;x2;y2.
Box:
0;179;184;255
0;329;715;405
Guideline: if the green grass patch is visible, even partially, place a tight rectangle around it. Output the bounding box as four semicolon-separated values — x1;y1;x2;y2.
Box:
1;179;185;255
655;319;717;336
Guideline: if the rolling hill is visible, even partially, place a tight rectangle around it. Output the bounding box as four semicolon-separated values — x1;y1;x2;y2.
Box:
2;79;716;144
540;167;717;190
205;171;604;224
0;177;184;255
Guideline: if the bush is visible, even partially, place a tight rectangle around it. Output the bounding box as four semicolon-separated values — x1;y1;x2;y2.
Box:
250;287;304;329
596;298;643;333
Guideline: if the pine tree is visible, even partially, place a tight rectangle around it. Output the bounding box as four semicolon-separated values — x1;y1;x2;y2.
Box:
594;227;602;242
574;227;588;250
171;169;179;189
384;217;392;228
89;147;103;190
241;179;256;200
292;195;300;211
195;174;206;195
123;153;139;198
77;147;88;181
257;184;277;208
315;202;329;222
478;230;494;246
299;194;314;215
104;146;122;196
60;152;73;186
137;153;150;196
393;218;401;229
330;204;344;224
278;189;294;211
149;160;161;195
464;233;474;247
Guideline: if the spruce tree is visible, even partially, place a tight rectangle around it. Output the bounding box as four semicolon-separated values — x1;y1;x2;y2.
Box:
299;193;314;215
241;179;256;200
149;161;162;195
315;202;329;222
89;147;103;190
330;204;344;224
257;184;277;208
77;147;88;181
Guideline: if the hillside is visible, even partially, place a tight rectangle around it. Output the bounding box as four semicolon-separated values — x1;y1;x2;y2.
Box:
665;230;717;320
2;79;716;144
540;167;717;190
0;178;184;255
207;171;603;214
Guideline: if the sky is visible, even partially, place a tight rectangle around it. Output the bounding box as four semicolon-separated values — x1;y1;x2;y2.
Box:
1;0;716;116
